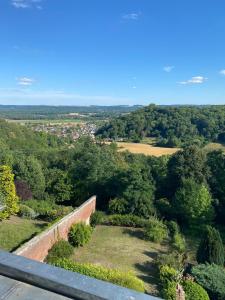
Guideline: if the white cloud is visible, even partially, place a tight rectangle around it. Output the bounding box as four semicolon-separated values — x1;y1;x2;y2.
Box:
17;77;36;86
179;76;208;85
122;12;141;21
163;66;174;73
11;0;43;9
220;70;225;76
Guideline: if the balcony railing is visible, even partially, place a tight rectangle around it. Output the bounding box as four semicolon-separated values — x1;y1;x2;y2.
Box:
0;250;161;300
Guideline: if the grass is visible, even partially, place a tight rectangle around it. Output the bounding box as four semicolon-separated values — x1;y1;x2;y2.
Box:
115;142;179;157
71;225;168;295
0;215;47;252
204;142;225;152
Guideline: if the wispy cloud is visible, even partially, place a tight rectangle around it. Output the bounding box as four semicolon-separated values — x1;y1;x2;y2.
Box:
0;89;134;105
122;12;141;21
163;66;174;73
17;77;36;86
179;76;208;85
220;70;225;76
11;0;43;9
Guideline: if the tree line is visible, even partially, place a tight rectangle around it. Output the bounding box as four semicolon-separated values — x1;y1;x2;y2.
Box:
96;104;225;147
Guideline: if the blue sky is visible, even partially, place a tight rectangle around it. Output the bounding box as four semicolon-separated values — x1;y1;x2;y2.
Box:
1;0;225;105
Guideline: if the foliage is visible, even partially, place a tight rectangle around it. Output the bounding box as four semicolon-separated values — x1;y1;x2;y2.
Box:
172;232;186;253
52;258;145;292
19;204;36;219
103;214;149;228
96;104;225;146
25;199;72;221
69;222;93;247
156;252;185;271
173;178;214;227
161;281;177;300
182;280;209;300
159;265;179;285
197;226;225;266
144;216;168;243
14;179;32;201
191;264;225;300
0;165;19;220
108;198;128;214
46;240;74;264
90;211;106;227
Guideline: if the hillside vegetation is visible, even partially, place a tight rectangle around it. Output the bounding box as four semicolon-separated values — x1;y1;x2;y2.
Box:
96;105;225;147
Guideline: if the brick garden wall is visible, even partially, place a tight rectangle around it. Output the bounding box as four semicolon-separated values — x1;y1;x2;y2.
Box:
14;196;96;262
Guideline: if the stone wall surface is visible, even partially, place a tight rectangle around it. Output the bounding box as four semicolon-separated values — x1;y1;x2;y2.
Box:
14;196;96;262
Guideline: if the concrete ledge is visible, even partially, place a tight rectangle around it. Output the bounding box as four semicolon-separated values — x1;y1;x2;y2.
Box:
0;250;160;300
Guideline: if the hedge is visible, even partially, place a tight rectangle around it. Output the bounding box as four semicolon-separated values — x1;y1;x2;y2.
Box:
52;258;145;292
103;214;148;228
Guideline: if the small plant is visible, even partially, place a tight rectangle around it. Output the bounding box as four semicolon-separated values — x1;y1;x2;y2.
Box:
46;240;74;264
69;222;93;247
159;265;179;285
144;216;168;243
161;280;177;300
90;211;105;227
18;204;36;219
172;232;186;253
156;252;185;271
103;214;148;228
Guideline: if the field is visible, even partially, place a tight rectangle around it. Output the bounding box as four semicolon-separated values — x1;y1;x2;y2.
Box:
71;225;168;295
0;216;47;252
115;142;179;157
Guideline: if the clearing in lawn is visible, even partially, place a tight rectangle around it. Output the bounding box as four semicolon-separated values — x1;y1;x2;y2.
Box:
108;142;179;157
0;215;47;252
71;225;168;296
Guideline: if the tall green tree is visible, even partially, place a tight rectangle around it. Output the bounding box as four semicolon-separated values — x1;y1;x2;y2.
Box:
173;178;214;227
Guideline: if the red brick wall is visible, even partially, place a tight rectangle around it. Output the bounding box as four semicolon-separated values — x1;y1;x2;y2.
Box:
14;196;96;262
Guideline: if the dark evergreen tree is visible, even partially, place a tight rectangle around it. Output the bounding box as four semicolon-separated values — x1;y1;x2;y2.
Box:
197;226;225;266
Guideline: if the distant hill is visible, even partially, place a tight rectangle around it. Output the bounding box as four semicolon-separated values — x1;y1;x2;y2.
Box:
96;104;225;147
0;105;143;120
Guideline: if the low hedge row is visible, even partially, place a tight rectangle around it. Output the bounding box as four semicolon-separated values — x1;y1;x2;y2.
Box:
102;214;149;228
52;258;145;292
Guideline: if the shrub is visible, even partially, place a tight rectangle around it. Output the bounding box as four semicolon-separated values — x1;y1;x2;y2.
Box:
46;240;74;264
18;204;36;219
191;264;225;300
69;222;93;247
159;265;179;286
52;258;145;292
161;281;177;300
172;232;186;253
108;198;128;214
156;252;185;271
15;179;32;201
103;214;148;228
197;226;225;266
167;220;179;236
182;280;209;300
144;217;168;243
90;211;105;227
0;165;19;220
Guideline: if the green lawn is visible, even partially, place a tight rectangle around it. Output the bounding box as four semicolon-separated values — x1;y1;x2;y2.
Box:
71;225;168;295
0;216;47;252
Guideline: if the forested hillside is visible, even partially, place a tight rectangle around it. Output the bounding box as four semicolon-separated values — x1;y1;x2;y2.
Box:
96;105;225;147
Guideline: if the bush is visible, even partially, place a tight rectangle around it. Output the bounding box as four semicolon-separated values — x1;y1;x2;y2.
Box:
172;232;186;253
161;281;177;300
167;220;179;236
182;280;209;300
46;240;74;264
52;258;145;292
103;214;148;228
144;216;168;243
69;222;93;247
191;264;225;300
90;211;105;227
18;204;36;219
197;226;225;266
25;199;73;221
108;198;128;214
156;252;185;271
159;265;179;285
